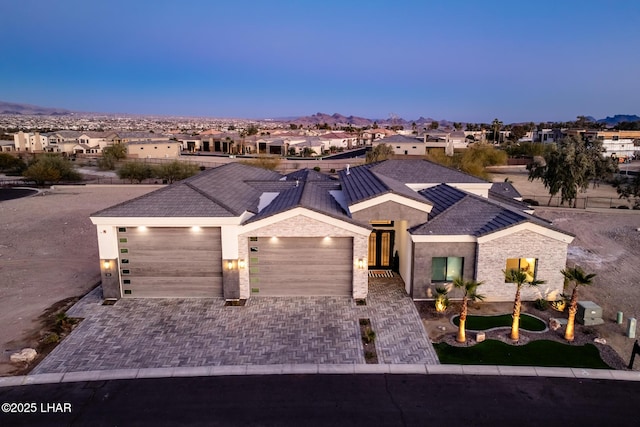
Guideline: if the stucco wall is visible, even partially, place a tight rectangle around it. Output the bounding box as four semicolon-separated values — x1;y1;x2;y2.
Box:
237;214;369;299
352;200;429;228
412;241;477;299
476;229;568;302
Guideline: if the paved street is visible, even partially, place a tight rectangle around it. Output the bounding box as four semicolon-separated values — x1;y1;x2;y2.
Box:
33;277;438;373
2;374;640;427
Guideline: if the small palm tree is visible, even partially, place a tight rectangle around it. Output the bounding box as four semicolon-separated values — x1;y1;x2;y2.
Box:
453;277;485;343
561;266;596;341
505;270;546;341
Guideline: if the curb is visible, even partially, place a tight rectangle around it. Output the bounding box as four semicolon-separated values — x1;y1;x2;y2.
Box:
1;364;639;388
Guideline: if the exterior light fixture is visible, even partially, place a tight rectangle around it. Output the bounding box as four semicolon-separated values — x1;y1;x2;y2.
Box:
137;226;148;231
103;261;110;269
358;259;365;269
191;226;201;232
227;260;234;270
238;259;246;269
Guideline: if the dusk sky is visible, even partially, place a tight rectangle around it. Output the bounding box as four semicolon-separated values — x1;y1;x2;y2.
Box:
2;0;639;123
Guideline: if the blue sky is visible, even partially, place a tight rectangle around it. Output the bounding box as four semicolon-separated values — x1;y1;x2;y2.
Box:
1;0;639;123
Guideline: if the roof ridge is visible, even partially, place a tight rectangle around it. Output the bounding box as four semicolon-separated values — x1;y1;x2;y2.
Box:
184;181;238;215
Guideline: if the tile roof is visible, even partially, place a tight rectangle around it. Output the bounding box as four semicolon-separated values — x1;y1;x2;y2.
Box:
411;184;569;237
368;159;488;184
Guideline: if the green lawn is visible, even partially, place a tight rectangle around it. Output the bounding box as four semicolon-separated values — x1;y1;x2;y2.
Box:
452;313;546;332
434;340;611;369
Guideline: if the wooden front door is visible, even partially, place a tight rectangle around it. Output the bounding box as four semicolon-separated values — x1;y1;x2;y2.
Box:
368;230;394;269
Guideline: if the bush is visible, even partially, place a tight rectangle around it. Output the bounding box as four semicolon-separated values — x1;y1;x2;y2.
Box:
534;298;549;311
23;155;81;185
155;160;200;184
240;156;281;171
117;161;154;183
313;166;321;172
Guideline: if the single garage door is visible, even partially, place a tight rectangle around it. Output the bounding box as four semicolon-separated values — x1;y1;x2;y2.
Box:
248;237;353;296
117;227;222;298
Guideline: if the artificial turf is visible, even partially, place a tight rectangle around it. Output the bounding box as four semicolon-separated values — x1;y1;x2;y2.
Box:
452;313;546;332
434;340;611;369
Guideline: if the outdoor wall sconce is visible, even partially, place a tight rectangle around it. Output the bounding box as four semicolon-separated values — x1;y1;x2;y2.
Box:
357;259;365;269
227;260;234;270
103;261;111;269
238;259;246;269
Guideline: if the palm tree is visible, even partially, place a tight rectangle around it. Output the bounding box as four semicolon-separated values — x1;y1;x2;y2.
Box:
504;270;546;341
453;277;485;343
561;266;597;341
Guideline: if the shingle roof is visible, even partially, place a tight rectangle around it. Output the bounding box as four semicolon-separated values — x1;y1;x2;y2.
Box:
489;182;532;211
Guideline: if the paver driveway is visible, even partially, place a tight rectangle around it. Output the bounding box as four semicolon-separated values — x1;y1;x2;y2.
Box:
32;277;438;374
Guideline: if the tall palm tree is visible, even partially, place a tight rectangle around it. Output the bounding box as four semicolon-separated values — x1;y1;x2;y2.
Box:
453;277;485;343
504;270;546;341
561;266;597;341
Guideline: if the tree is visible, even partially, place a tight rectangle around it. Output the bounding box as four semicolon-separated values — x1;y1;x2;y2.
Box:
98;143;127;170
561;266;596;341
117;161;154;183
429;121;439;130
23;155;81;185
491;118;503;143
0;153;26;174
615;173;640;209
509;125;527;142
453;122;463;131
504;269;546;341
366;144;394;163
528;136;618;207
155;161;200;184
452;278;485;343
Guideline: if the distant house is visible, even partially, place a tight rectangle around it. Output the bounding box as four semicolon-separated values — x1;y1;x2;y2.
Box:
373;134;425;155
13;131;50;152
127;140;182;159
91;159;573;303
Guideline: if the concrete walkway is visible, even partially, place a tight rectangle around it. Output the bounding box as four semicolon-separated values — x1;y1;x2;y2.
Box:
32;277;438;374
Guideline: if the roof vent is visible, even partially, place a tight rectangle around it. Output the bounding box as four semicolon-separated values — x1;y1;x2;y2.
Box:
296;179;299;187
346;164;350;175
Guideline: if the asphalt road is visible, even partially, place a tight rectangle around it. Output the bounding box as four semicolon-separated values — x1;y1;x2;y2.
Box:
1;374;639;426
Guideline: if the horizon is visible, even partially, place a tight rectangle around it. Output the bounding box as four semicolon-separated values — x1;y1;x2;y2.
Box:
2;1;639;123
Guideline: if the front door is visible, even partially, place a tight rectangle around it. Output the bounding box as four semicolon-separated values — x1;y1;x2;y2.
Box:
368;230;394;269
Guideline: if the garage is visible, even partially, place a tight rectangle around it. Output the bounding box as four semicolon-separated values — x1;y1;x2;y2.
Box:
248;237;353;296
117;227;223;298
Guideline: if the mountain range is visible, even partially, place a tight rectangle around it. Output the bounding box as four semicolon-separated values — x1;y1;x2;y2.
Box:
0;100;638;126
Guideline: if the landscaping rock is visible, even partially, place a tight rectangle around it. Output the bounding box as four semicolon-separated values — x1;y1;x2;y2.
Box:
10;348;37;364
594;337;607;345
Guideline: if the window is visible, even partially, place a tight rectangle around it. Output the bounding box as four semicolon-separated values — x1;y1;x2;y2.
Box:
120;248;128;254
250;247;258;252
431;257;463;282
119;238;127;243
118;227;127;233
249;237;258;242
121;259;129;264
122;269;130;275
123;279;131;285
505;258;538;282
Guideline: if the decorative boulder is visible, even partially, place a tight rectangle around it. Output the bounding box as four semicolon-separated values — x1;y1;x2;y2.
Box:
10;348;37;364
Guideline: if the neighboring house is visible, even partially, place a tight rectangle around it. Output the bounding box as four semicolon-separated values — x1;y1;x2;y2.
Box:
0;140;15;152
318;132;358;152
126;140;182;159
372;134;425;156
13;131;50;152
421;130;468;154
583;130;640;160
107;131;167;145
90;159;573;303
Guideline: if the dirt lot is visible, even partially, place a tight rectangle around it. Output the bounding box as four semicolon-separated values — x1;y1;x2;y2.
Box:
0;184;159;376
0;165;639;375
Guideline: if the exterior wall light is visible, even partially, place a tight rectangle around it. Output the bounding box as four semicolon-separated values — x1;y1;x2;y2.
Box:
238;259;246;269
103;261;111;269
227;260;234;270
137;226;148;231
191;226;201;232
358;259;366;269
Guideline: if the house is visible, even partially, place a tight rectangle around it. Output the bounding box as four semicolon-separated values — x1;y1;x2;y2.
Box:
373;134;425;155
583;130;640;160
126;140;182;159
90;160;573;303
13;131;50;152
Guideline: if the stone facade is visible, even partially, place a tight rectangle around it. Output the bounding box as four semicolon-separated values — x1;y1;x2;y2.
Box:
411;241;477;299
476;229;568;302
237;213;369;299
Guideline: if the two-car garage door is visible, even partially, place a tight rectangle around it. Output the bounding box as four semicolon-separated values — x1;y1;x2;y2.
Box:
248;237;353;296
117;227;223;298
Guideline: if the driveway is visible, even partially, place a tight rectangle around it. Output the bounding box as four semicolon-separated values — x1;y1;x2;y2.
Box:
32;277;438;373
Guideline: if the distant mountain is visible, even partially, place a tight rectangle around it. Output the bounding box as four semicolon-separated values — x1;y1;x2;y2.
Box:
0;100;73;116
597;114;640;125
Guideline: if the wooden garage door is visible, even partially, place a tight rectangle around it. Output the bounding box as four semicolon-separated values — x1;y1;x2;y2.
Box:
117;227;222;298
248;237;353;296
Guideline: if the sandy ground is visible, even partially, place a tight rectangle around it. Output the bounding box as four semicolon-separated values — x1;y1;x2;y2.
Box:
0;165;639;375
0;185;159;375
